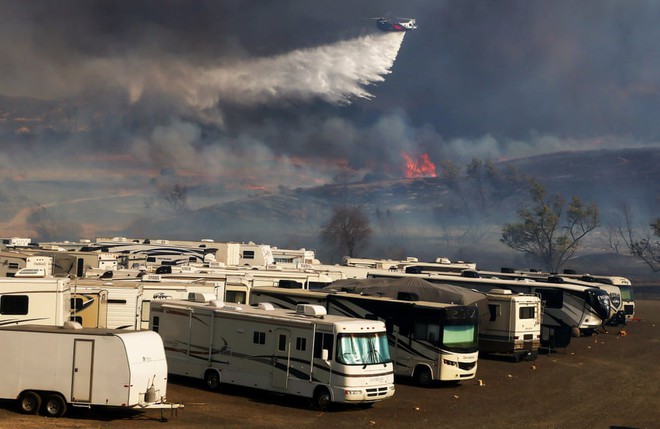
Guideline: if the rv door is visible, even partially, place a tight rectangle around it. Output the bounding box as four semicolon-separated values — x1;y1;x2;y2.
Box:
272;329;291;389
71;339;94;403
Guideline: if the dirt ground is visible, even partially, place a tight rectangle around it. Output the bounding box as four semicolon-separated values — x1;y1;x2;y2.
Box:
1;300;658;429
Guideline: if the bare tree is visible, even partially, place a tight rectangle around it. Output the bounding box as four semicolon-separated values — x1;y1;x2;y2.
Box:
320;206;372;259
501;181;600;272
614;203;660;272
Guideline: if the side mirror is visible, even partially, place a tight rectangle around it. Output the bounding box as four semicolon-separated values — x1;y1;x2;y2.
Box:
321;349;329;361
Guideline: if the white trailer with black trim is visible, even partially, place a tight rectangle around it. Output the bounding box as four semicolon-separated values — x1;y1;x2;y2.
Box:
0;323;181;418
149;296;395;409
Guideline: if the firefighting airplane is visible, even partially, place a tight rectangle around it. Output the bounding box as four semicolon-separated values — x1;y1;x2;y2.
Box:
375;16;418;32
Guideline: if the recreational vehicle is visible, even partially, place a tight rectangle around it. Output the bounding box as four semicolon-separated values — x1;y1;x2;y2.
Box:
150;296;396;409
0;323;181;418
481;289;542;361
0;252;53;277
250;287;480;384
325;277;541;362
69;289;108;328
368;271;610;347
0;274;71;327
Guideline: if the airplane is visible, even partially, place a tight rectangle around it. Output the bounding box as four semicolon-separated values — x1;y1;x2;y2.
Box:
375;16;418;32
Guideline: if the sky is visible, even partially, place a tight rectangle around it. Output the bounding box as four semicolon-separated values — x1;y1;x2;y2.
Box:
1;0;660;236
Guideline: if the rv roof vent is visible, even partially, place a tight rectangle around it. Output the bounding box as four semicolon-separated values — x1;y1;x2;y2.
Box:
405;257;419;262
189;292;217;302
63;321;83;330
490;288;513;295
14;268;46;278
201;238;215;242
435;257;451;264
222;304;243;311
207;299;224;307
153;292;172;300
258;302;276;311
141;274;162;282
296;304;327;317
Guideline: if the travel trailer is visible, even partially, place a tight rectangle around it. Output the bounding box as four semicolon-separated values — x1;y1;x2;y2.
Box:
72;281;143;330
69;289;108;329
0;323;181;418
0;274;71;327
250;287;480;384
150;296;396;409
0;252;53;277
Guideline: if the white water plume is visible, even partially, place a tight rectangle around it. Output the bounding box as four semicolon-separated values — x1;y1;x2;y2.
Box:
91;32;405;110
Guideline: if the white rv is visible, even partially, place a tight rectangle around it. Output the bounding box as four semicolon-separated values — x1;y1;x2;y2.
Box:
250;287;481;384
0;323;181;418
481;289;542;361
0;275;71;327
72;281;143;330
150;296;395;409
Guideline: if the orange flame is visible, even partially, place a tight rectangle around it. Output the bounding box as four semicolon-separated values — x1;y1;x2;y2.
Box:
402;152;437;178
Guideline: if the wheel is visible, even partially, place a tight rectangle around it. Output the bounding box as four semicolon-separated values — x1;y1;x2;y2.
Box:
19;391;41;415
43;394;67;417
312;387;332;411
204;370;220;390
414;366;433;387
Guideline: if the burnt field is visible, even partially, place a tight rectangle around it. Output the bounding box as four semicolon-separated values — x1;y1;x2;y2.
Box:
1;300;658;429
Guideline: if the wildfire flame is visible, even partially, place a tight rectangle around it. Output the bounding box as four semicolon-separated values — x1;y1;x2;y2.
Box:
402;152;437;178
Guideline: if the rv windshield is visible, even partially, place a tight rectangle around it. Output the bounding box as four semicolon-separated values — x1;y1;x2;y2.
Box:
336;332;390;365
443;324;477;351
620;286;634;301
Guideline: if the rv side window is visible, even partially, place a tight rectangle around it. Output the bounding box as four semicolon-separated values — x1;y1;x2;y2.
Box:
71;297;84;311
0;295;29;315
314;333;333;359
296;337;307;351
278;334;287;351
108;299;128;304
152;316;160;333
243;250;255;260
8;263;19;269
225;291;246;304
413;322;441;345
519;306;536;319
536;289;563;309
253;331;266;345
488;304;499;321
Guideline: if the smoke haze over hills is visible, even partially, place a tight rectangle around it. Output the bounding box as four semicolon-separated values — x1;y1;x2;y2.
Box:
0;1;659;275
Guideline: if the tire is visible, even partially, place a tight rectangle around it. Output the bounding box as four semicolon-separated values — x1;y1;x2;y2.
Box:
312;387;332;411
414;366;433;387
19;391;41;415
204;370;220;390
43;394;67;418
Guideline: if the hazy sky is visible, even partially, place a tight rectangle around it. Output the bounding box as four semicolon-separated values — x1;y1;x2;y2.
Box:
1;0;660;209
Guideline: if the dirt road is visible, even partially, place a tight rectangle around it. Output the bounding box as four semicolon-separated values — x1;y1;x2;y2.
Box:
1;301;658;429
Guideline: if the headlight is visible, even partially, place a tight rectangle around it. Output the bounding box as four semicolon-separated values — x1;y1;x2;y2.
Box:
443;359;457;366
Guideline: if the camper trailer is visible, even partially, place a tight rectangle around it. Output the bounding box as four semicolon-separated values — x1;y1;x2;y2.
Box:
69;289;108;328
250;287;480;384
0;274;71;327
0;323;181;417
150;296;395;409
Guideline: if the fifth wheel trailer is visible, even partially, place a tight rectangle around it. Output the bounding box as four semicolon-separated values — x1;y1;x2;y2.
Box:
0;323;181;418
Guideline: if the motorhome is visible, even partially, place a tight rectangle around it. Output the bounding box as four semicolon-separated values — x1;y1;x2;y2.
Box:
368;271;610;347
481;289;542;361
325;277;541;362
0;273;71;327
493;268;625;326
0;323;181;418
250;287;480;384
150;296;395;409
